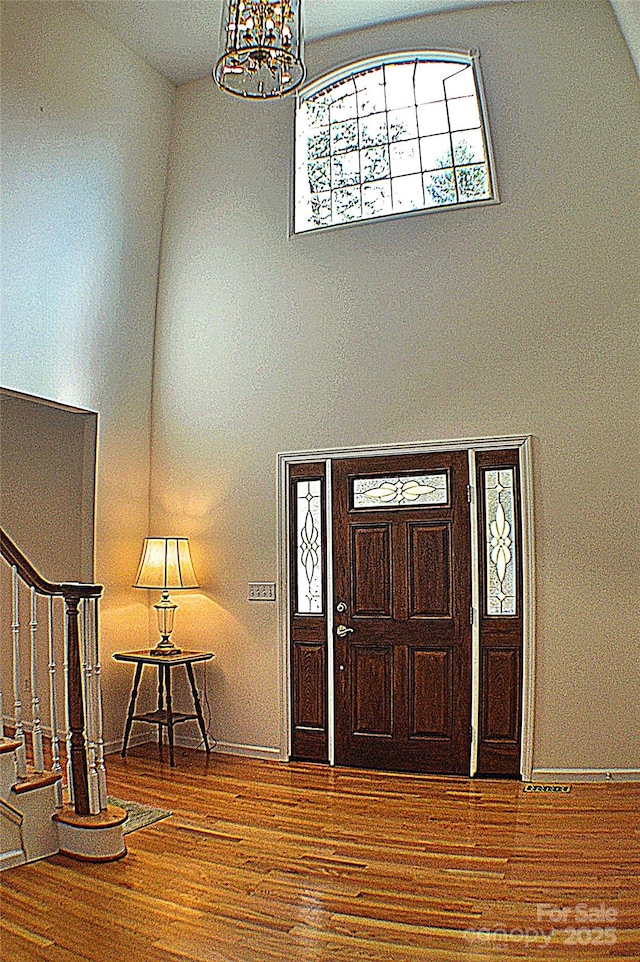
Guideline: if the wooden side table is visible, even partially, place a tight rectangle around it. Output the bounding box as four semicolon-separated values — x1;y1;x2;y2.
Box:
113;649;214;767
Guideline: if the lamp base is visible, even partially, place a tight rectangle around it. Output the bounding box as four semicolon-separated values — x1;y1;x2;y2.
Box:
150;639;182;657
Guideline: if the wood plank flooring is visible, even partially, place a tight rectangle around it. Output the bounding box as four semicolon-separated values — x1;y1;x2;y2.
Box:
1;745;639;961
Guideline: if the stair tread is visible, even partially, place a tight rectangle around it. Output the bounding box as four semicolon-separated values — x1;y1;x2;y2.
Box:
0;737;22;755
12;768;63;794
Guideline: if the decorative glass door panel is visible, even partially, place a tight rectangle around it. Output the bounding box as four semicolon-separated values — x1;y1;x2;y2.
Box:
352;473;449;508
295;479;323;614
484;469;517;616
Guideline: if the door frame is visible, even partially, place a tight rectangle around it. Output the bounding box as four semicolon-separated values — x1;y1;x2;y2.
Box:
277;435;535;779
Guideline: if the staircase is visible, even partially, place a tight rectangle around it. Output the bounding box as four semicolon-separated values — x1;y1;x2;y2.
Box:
0;527;126;869
0;736;61;870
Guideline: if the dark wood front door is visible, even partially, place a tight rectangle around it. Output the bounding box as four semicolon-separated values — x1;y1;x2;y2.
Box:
332;452;472;774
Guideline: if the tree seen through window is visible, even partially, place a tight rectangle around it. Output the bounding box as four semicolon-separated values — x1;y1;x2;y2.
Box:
294;53;497;233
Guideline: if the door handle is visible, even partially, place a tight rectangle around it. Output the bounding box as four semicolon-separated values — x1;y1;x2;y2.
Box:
336;625;354;638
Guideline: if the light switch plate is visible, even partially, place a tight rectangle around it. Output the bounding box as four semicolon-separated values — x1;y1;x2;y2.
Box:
248;582;276;601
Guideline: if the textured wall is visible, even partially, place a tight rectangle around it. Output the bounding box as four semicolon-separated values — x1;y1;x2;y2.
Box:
1;1;175;740
151;0;639;769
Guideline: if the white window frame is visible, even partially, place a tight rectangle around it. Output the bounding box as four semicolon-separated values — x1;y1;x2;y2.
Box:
291;49;500;235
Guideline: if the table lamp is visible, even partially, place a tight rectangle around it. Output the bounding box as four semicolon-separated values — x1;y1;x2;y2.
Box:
133;537;199;656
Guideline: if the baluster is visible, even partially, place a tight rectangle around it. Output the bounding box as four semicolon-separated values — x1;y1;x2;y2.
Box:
63;611;73;806
47;596;63;807
65;592;90;815
30;587;45;772
81;599;100;815
11;567;27;778
90;598;108;810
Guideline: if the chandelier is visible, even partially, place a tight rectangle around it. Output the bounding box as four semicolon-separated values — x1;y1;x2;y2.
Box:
213;1;305;99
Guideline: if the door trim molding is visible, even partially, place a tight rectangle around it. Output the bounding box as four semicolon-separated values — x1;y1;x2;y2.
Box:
277;434;535;778
325;459;336;765
467;448;480;777
520;436;536;781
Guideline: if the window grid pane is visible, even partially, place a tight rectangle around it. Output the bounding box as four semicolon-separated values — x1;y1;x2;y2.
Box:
295;55;496;232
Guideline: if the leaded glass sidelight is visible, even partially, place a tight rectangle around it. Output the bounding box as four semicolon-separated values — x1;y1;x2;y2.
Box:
295;480;323;613
294;51;497;233
484;469;517;615
353;473;449;508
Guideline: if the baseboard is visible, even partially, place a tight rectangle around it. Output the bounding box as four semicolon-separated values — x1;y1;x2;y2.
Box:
103;732;156;756
174;732;282;761
0;849;26;871
11;725;284;764
532;768;640;783
14;724;640;778
103;731;282;762
211;740;282;761
5;719;132;759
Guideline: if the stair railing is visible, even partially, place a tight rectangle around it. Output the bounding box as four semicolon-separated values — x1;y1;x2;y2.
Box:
0;527;105;817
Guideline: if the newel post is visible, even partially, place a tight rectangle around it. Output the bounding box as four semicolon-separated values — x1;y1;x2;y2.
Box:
64;589;91;816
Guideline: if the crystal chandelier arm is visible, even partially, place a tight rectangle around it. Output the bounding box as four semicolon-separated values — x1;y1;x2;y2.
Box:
213;0;305;99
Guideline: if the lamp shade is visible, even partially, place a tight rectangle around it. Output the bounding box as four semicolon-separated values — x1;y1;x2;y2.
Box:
133;538;199;590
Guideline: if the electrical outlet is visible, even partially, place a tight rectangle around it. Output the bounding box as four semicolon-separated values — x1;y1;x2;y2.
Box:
248;582;276;601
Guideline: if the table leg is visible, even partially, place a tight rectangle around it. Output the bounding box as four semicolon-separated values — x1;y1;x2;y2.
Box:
164;663;175;767
121;662;143;758
157;663;165;752
186;662;210;753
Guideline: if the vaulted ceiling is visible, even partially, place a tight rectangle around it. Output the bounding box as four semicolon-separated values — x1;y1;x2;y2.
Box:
75;0;639;86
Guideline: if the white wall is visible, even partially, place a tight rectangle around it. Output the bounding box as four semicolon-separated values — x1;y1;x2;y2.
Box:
151;0;640;769
0;1;174;739
0;389;96;583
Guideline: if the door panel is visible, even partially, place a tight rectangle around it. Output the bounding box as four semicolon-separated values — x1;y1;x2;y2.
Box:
333;452;471;774
407;523;452;619
482;647;520;741
409;648;452;739
353;646;394;736
351;525;392;617
293;643;326;729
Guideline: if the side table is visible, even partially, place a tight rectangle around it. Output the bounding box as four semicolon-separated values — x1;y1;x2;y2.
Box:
113;649;214;767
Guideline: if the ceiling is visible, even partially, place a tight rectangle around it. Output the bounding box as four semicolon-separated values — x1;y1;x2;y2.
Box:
75;0;640;86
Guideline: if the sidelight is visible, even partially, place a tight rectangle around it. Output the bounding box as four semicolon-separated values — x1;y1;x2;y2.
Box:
295;479;323;614
484;469;517;615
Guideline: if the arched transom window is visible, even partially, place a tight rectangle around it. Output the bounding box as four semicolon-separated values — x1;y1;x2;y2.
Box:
294;52;497;233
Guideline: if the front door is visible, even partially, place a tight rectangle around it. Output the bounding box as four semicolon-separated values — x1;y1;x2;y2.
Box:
332;452;472;774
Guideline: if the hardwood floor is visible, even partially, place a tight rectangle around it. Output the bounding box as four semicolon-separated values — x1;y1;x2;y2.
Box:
1;745;639;961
